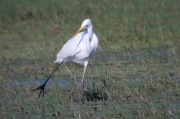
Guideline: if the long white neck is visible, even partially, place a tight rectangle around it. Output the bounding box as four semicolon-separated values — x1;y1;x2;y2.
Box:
87;25;93;41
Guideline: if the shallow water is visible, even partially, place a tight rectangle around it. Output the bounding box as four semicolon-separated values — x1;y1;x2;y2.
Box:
96;45;177;63
6;78;82;89
5;44;179;88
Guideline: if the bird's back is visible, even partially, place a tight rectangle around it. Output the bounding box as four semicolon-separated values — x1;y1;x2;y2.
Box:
54;31;98;64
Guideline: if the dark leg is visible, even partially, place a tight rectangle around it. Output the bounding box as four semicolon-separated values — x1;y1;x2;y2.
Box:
32;61;63;98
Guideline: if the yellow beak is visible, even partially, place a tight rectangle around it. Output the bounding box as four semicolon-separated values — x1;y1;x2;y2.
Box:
72;26;85;38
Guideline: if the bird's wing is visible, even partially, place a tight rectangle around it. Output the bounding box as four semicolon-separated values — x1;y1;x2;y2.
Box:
55;32;87;63
75;32;86;51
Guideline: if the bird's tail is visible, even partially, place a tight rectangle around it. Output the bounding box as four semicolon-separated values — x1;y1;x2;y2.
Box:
54;58;63;63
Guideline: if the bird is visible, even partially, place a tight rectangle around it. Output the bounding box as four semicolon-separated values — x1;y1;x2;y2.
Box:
32;19;99;99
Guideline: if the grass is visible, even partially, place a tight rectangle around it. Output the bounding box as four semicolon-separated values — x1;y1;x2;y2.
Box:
0;0;180;118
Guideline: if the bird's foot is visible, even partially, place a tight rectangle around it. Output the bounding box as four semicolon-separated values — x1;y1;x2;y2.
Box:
32;83;46;98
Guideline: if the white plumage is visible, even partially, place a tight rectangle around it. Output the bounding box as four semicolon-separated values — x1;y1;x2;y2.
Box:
33;19;98;99
54;19;98;65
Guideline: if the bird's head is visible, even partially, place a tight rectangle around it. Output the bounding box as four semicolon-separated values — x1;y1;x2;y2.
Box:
72;19;92;38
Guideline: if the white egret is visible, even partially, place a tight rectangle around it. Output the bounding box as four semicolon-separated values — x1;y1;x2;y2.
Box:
33;19;99;98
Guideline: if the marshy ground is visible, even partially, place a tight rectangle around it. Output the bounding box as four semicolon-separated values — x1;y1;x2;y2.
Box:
0;0;180;118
